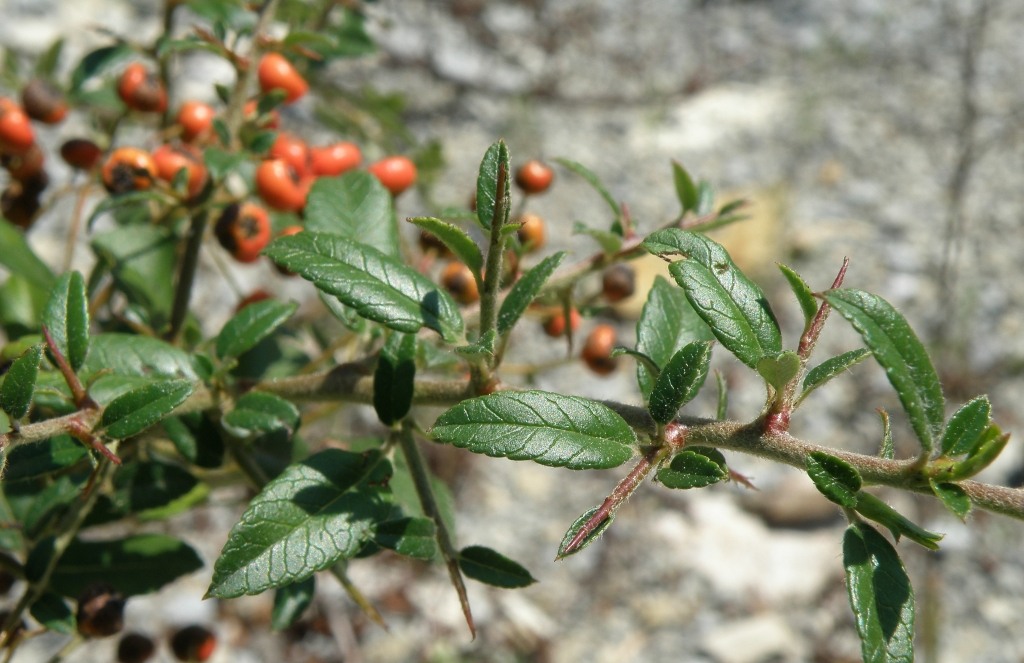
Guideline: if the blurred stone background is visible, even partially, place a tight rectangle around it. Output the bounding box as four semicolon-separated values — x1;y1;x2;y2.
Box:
4;0;1024;661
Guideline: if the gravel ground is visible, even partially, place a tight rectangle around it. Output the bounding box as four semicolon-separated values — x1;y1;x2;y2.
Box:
4;1;1024;662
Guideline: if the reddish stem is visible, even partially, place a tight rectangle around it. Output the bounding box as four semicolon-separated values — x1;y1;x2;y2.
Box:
42;326;95;410
66;418;121;466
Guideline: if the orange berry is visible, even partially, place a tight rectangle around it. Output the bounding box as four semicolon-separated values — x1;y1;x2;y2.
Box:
441;261;479;305
215;202;272;263
151;143;208;199
257;53;308;104
117;63;167;113
268;132;310;177
177;100;216;142
310;142;362;176
516;213;546;252
582;324;619;375
542;307;581;338
21;79;67;124
0;99;35;153
368;155;417;196
255;158;307;212
515;160;554;195
102;147;158;194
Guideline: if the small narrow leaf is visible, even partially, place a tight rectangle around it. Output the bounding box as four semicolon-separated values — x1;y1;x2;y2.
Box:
0;219;56;292
878;409;895;460
806;451;862;508
657;448;728;489
271;577;315;631
305;172;398;256
476;141;511;229
1;344;42;419
430;391;636;470
824;289;944;453
933;425;1009;482
373;517;437;560
264;232;464;342
557;506;614;559
207;450;391;599
853;492;943;550
101;380;194;439
715;370;728;420
373;332;416;426
930;481;971;520
409;217;483;276
644;229;781;369
940;396;991;456
216;299;297;361
843;522;915;663
458;545;535;588
671;160;699;214
497;251;566;335
648;341;712;424
43;272;90;371
799;349;871;404
221;391;300;438
777;263;819;329
756;351;801;392
572;222;622;254
553;158;620;219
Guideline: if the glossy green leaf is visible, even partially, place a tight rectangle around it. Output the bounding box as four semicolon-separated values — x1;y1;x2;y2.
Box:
672;160;699;214
497;251;566;335
476;141;510;229
756;351;801;392
777;263;819;329
373;332;416;426
557;506;614;559
409;217;483;275
69;44;132;92
264;232;464;343
853;492;943;550
657;448;728;489
207;450;392;599
305;172;398;256
2;435;87;482
373;517;437;560
572;222;623;254
216;299;297;361
100;380;194;439
644;229;781;369
163;413;224;469
635;276;714;399
0;219;55;292
799;349;871;405
553;158;619;219
458;545;535;588
222;391;300;438
1;344;42;419
92;225;176;326
42;272;90;372
110;461;200;516
930;481;970;520
940;396;990;456
648;341;712;424
806;451;862;508
271;577;315;631
30;592;74;634
430;391;635;470
824;289;944;453
843;523;915;663
80;333;198;382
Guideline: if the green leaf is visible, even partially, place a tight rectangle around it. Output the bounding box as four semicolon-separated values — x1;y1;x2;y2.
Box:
940;396;991;457
109;460;200;516
843;523;915;663
373;517;437;560
853;492;943;550
216;299;298;361
553;158;619;220
458;545;535;588
824;289;945;453
806;451;862;508
0;219;56;292
42;272;90;372
430;391;636;470
756;351;801;392
929;480;970;520
648;341;712;424
92;225;176;327
30;592;74;634
644;229;782;369
777;263;819;330
271;577;315;631
409;217;483;276
2;435;87;482
556;506;614;559
497;251;566;335
100;380;193;439
86;189;173;230
373;332;416;426
43;534;203;598
476;141;511;229
657;448;728;489
1;344;42;420
571;222;622;254
932;425;1009;482
799;349;871;405
635;276;714;399
305;172;398;256
207;449;392;599
35;38;65;79
264;232;464;343
69;44;132;92
671;160;699;214
221;391;300;438
878;409;895;460
80;333;197;382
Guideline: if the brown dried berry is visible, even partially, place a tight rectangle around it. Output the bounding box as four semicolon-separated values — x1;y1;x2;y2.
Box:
117;632;156;663
76;583;126;638
170;624;217;662
21;79;68;124
602;264;636;302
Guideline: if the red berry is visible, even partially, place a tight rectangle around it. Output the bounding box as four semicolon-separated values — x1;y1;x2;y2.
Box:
170;624;217;662
152;143;208;199
543;307;581;338
0;98;35;153
515;160;554;195
255;158;308;212
582;324;619;375
102;147;158;194
257;53;308;104
516;213;546;252
117;63;167;113
268;132;310;177
368;155;417;196
60;138;103;170
310;142;362;176
215;202;272;263
177;101;216;143
441;261;479;305
21;79;68;124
